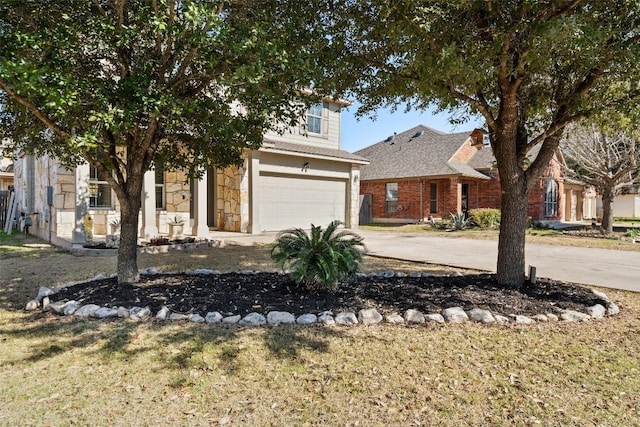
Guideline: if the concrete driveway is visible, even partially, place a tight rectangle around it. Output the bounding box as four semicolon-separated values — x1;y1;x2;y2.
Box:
215;229;639;292
354;230;640;292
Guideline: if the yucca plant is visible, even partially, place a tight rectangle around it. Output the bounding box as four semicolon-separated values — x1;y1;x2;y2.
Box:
449;212;470;230
270;221;365;292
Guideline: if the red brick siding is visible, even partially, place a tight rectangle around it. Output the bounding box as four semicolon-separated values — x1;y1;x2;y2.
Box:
451;138;480;163
360;154;576;222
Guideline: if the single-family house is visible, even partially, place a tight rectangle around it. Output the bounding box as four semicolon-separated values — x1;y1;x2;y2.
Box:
355;125;596;224
11;99;368;246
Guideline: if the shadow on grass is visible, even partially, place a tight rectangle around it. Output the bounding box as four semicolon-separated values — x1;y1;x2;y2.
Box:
0;311;345;375
261;324;333;358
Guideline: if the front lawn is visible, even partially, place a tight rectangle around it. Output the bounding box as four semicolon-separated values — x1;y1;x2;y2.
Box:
1;236;639;425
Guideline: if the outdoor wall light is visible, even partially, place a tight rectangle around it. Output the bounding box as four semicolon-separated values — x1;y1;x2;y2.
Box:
302;162;310;172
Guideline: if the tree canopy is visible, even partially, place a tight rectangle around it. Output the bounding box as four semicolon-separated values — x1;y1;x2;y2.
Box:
563;122;640;232
0;0;330;283
320;0;640;286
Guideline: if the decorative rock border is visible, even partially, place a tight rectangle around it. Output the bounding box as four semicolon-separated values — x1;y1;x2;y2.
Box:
71;237;223;256
25;269;621;327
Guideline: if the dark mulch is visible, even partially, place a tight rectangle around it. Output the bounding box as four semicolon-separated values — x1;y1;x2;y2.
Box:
51;272;606;318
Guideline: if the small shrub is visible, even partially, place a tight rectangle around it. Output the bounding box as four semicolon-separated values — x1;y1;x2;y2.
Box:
270;221;364;292
469;208;501;228
449;212;469;230
626;228;640;239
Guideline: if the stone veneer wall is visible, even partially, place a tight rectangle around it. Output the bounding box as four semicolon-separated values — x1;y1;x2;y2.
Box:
163;171;190;213
215;165;245;232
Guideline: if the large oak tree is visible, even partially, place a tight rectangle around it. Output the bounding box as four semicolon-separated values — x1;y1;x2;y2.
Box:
322;0;640;286
0;0;329;283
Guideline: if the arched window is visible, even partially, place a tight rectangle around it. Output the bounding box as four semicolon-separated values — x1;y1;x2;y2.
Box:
544;179;558;217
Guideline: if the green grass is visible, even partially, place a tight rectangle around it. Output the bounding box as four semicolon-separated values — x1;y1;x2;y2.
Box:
1;234;639;425
1;307;639;425
615;217;640;225
0;231;58;258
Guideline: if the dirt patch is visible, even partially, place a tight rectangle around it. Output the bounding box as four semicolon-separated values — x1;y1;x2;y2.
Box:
50;272;605;318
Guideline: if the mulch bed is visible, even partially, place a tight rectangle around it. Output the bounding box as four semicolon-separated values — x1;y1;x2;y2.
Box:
51;272;606;317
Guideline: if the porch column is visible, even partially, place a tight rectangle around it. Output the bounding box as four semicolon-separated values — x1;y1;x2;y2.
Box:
348;166;361;228
191;170;209;237
248;151;262;234
72;163;90;244
140;169;158;239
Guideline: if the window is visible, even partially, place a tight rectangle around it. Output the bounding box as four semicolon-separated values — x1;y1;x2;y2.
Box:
89;156;112;208
544;179;558;217
386;182;398;213
429;183;438;214
305;102;325;135
155;167;165;210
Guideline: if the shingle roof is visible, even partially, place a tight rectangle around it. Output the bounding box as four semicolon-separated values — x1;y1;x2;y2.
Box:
466;145;495;170
262;140;369;164
354;125;489;180
466;142;545;170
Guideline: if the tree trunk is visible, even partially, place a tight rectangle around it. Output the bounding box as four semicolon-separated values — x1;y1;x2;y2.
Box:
116;179;144;284
600;185;615;234
496;175;530;288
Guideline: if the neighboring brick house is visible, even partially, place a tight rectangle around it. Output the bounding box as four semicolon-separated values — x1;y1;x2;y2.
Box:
11;99;368;246
355;125;595;224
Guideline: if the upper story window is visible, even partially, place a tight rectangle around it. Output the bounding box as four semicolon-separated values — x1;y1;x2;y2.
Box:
306;103;323;134
386;182;398;214
155;167;165;210
89;163;113;208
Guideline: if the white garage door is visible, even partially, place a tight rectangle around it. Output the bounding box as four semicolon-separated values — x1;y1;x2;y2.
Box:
260;174;347;231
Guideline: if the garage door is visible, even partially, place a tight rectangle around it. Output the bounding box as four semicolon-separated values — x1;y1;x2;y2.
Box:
260;174;347;231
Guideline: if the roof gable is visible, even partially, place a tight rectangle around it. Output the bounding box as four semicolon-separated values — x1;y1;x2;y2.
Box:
355;125;487;180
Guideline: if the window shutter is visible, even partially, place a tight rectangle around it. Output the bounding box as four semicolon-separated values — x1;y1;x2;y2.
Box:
322;101;329;137
299;116;306;135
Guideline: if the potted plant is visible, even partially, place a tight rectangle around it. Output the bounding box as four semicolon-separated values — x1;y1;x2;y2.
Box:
168;215;185;238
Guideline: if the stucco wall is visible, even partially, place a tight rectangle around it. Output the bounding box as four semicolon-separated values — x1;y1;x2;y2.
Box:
612;194;640;218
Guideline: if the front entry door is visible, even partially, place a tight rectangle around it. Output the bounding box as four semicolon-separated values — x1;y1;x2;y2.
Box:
461;183;469;217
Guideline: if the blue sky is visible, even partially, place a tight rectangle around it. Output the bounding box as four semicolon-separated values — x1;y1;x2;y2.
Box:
340;102;486;153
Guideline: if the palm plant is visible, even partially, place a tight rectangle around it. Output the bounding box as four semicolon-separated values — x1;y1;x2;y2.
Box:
271;221;365;292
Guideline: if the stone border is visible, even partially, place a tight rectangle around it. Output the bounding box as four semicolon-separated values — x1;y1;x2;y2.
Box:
25;269;620;327
70;237;224;256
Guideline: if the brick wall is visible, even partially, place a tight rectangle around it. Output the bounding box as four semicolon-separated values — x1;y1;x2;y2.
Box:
360;168;575;222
